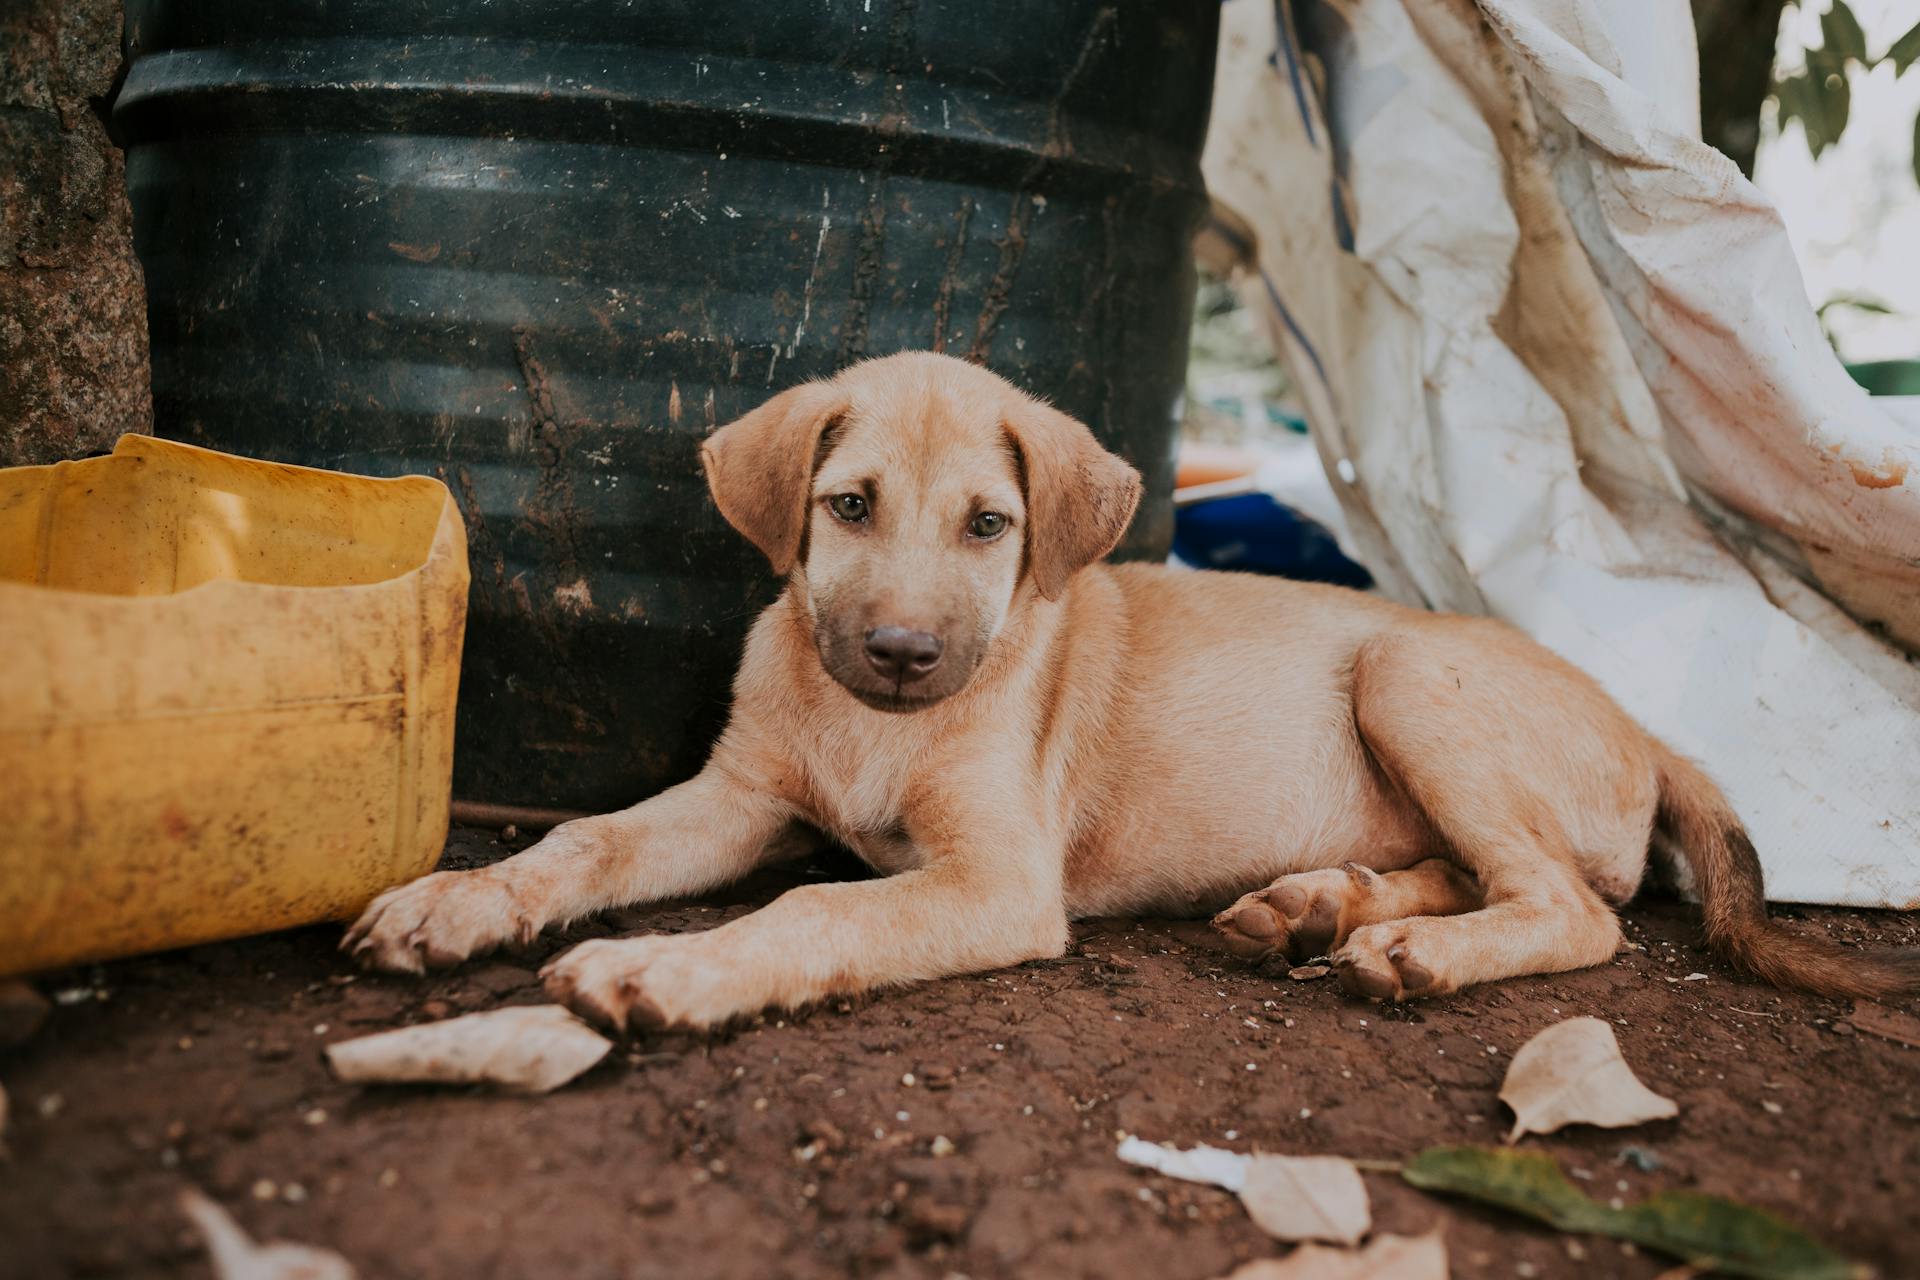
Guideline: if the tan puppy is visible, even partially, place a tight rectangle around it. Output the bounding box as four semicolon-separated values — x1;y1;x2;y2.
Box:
345;352;1918;1028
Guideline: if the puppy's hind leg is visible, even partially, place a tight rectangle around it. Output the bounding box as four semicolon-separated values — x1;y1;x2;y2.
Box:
1212;859;1483;964
1326;629;1633;999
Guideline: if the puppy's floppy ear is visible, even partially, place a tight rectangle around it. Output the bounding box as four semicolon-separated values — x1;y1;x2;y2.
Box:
701;380;847;575
1002;396;1142;600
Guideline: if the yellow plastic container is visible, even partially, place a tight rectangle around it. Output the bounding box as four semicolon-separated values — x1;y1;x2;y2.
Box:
0;435;468;976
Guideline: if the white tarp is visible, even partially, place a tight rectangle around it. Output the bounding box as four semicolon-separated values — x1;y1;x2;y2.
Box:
1203;0;1920;906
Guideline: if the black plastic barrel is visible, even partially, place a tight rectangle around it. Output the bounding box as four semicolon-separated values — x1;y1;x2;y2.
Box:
116;1;1219;811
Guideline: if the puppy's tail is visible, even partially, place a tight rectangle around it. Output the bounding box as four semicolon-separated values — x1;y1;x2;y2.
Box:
1655;746;1920;1000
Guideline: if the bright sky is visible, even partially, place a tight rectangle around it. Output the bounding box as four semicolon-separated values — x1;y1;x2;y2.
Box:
1756;0;1920;365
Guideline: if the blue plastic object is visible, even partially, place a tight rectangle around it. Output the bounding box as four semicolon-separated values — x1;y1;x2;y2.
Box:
1172;492;1372;589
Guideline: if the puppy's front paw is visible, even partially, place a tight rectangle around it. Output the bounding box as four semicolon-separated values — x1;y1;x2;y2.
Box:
342;870;534;974
541;936;729;1033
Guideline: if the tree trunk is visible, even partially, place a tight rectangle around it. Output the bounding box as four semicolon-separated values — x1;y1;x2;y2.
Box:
1691;0;1790;175
0;0;152;466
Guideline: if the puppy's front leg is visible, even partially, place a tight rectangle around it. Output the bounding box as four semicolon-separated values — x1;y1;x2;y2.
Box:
345;759;797;974
541;794;1067;1032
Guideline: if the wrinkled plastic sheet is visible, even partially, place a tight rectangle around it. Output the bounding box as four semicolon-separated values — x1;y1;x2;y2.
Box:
1203;0;1920;906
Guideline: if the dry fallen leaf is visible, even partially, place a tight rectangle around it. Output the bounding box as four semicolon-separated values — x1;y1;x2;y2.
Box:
179;1188;357;1280
1850;1000;1920;1049
1220;1231;1448;1279
1116;1139;1371;1244
1500;1017;1677;1143
1116;1136;1251;1189
325;1005;611;1095
1240;1155;1372;1245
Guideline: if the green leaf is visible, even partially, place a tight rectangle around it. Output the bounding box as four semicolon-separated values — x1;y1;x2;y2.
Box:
1821;1;1869;64
1817;294;1895;319
1774;73;1801;124
1402;1147;1867;1280
1888;20;1920;74
1802;58;1851;157
1774;68;1851;158
1821;70;1852;147
1773;74;1804;129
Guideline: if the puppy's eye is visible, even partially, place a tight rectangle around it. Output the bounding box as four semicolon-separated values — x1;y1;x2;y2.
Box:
827;493;870;523
968;511;1008;540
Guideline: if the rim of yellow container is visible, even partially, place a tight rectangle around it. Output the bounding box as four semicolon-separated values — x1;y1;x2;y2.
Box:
1;433;462;602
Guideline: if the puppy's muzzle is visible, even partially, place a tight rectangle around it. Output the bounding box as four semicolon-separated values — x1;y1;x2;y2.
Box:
864;626;944;684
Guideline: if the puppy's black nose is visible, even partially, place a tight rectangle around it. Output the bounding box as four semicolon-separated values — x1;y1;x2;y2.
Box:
864;626;944;683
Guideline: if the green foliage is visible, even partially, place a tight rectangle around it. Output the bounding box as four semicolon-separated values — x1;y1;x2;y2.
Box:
1772;1;1920;180
1887;15;1920;74
1819;1;1868;63
1402;1146;1867;1280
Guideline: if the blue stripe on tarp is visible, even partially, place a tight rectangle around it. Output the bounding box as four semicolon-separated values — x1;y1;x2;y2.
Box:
1272;0;1319;147
1258;267;1331;394
1330;181;1354;254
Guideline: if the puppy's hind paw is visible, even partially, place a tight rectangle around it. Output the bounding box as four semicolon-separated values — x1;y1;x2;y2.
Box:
1332;923;1445;1001
1211;865;1367;964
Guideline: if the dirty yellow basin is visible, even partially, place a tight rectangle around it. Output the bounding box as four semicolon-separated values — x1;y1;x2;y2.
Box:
0;435;468;976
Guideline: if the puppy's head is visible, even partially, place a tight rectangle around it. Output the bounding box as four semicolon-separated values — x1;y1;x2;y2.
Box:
701;353;1141;712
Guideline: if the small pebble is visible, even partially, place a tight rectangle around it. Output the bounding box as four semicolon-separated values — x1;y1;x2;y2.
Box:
303;1109;328;1126
0;981;51;1047
500;824;520;841
1617;1145;1663;1172
251;1179;278;1201
930;1135;956;1157
312;1023;330;1036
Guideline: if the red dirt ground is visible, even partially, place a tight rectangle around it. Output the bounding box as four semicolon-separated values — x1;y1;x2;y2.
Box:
4;826;1917;1279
